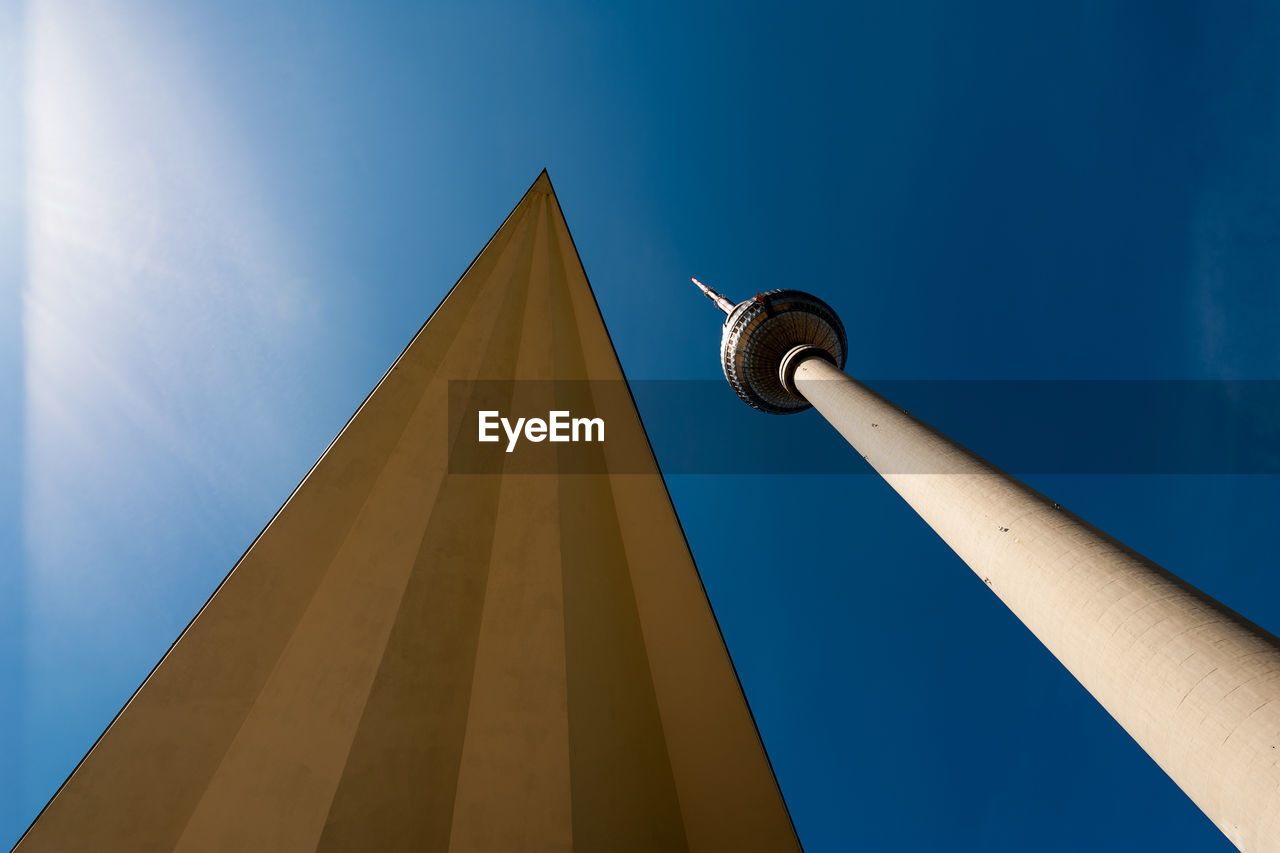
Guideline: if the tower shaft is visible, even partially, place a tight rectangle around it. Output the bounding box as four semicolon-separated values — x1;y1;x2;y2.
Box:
792;354;1280;853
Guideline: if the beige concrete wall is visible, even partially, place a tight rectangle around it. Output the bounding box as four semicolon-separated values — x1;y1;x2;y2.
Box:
16;174;800;852
794;355;1280;853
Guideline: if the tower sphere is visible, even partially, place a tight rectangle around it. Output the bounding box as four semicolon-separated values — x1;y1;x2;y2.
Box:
719;289;847;414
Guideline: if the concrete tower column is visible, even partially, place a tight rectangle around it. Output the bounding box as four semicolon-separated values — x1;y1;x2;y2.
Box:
791;354;1280;853
694;277;1280;853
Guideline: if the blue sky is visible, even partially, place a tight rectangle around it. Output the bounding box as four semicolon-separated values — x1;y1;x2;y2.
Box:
5;1;1280;849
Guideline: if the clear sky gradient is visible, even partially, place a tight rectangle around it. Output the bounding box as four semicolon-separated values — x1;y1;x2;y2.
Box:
6;1;1280;850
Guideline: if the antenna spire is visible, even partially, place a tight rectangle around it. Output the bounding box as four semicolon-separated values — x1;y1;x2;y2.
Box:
691;277;735;315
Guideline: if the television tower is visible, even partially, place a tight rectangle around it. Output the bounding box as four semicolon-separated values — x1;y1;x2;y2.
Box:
694;278;1280;853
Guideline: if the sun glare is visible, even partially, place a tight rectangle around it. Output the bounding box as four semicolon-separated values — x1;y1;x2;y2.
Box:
20;0;308;776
